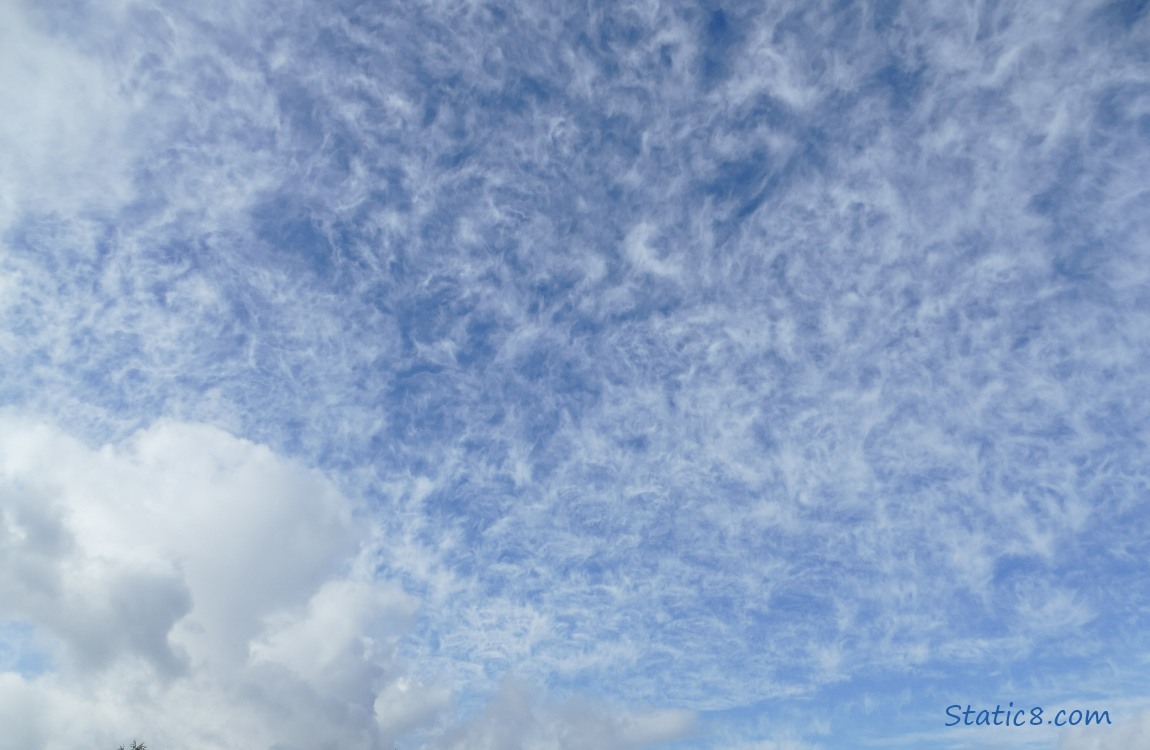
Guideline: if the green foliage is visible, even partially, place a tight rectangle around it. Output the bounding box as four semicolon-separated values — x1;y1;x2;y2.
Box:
117;742;146;750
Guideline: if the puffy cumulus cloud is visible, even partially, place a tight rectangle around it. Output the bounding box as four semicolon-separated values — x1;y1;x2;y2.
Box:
429;679;697;750
0;414;433;749
374;676;455;746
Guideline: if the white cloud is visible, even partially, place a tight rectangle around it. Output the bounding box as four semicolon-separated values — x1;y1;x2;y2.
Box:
428;679;697;750
250;578;416;696
374;676;454;741
624;221;682;279
0;413;424;748
0;1;137;230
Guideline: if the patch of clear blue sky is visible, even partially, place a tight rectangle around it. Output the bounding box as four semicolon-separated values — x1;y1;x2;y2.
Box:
0;621;53;678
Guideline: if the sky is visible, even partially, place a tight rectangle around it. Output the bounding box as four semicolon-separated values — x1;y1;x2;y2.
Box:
0;0;1148;748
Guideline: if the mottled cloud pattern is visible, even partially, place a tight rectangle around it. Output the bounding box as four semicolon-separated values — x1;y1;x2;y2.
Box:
1;0;1148;747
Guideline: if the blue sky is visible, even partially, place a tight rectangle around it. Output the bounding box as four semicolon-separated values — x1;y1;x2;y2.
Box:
1;0;1149;748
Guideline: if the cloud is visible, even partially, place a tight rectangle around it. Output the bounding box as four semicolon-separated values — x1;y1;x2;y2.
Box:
0;414;697;749
374;675;454;743
428;678;697;750
0;0;138;230
0;414;421;748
